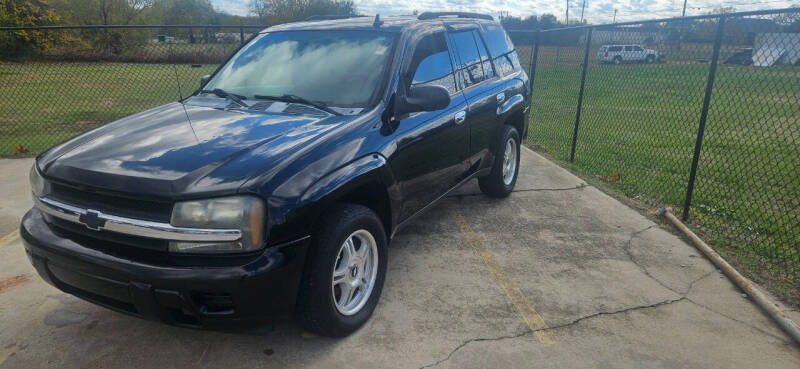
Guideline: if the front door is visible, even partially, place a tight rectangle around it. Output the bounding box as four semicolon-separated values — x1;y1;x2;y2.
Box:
389;30;470;220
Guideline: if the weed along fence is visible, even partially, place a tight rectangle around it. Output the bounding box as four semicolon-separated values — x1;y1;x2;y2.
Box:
0;25;262;157
0;12;798;306
508;7;800;306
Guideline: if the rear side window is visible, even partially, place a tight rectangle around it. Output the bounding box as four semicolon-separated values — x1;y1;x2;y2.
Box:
473;32;495;80
608;46;622;52
482;25;514;58
408;32;457;95
493;49;521;76
450;30;485;88
624;46;633;51
481;24;519;77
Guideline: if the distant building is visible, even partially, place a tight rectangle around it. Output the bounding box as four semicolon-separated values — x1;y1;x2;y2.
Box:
752;33;800;66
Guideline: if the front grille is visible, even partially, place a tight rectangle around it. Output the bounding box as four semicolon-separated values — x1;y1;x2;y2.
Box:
49;217;168;251
50;220;172;264
50;182;173;222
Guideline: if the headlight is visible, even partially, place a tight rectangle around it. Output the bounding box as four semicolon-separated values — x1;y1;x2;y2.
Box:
29;164;46;198
170;196;265;254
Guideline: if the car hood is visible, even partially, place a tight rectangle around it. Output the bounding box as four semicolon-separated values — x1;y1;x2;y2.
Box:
38;101;350;198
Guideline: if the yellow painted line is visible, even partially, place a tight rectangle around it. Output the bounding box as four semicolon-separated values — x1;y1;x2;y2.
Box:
454;213;558;344
0;230;19;248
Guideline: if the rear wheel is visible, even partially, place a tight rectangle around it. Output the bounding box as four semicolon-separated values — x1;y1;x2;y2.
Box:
295;204;387;337
613;56;622;65
646;55;655;64
479;126;520;198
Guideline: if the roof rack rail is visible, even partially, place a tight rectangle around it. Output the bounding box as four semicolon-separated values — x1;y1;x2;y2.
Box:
417;12;493;21
305;15;366;21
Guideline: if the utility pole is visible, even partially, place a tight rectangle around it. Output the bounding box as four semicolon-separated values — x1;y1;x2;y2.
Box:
580;0;586;24
679;0;688;50
613;8;617;23
566;0;569;25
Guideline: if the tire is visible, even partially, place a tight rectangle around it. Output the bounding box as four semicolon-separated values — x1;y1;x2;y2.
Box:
479;125;520;198
295;204;388;337
613;56;622;65
646;55;655;64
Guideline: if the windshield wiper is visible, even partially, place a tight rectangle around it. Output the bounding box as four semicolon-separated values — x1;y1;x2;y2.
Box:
253;94;341;116
201;88;247;108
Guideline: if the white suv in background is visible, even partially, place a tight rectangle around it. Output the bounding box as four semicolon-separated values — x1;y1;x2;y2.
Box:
598;44;658;64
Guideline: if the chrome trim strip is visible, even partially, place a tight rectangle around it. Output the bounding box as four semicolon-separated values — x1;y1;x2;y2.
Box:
35;197;242;242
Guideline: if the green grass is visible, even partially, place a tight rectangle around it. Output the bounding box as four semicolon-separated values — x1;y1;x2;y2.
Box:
526;50;800;305
0;61;216;156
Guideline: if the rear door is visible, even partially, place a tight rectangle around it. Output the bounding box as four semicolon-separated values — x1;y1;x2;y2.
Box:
390;29;470;220
447;26;504;171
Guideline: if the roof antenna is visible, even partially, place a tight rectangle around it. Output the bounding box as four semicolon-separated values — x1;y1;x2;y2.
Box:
373;14;383;28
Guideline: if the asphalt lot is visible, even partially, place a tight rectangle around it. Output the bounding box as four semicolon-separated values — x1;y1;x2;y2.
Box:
0;148;798;368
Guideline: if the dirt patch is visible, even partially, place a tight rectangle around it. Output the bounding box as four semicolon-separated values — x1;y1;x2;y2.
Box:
0;274;31;294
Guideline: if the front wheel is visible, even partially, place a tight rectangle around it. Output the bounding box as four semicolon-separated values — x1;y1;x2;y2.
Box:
295;204;388;337
646;55;655;64
479;126;520;198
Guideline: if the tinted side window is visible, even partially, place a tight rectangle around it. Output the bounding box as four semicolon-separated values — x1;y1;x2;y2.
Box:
624;46;633;51
633;46;643;51
408;32;457;95
482;25;514;58
473;31;495;80
494;54;514;76
609;46;622;52
450;31;484;88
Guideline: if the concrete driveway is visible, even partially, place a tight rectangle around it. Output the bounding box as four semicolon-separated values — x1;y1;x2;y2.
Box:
0;148;797;368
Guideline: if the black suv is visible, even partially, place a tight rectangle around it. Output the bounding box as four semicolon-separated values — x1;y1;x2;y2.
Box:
21;12;529;337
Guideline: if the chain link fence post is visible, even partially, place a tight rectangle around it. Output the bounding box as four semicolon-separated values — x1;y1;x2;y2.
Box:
570;27;592;163
528;31;540;98
682;15;726;221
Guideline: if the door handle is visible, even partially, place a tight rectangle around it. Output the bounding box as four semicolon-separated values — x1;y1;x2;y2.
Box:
496;92;505;104
454;110;466;124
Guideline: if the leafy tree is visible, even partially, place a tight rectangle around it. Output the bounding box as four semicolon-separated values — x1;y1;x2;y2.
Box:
0;0;80;57
53;0;152;25
249;0;357;24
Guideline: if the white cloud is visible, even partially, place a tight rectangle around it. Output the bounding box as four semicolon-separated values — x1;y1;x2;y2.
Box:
210;0;798;24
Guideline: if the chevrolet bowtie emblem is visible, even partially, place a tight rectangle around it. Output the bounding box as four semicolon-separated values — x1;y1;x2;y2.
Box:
78;210;106;230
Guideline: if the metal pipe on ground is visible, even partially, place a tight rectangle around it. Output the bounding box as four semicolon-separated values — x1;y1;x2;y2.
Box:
659;207;800;346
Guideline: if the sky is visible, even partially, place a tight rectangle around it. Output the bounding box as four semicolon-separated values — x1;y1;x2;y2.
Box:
209;0;799;24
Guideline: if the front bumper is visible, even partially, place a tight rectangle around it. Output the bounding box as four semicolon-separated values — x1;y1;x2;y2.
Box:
20;208;309;328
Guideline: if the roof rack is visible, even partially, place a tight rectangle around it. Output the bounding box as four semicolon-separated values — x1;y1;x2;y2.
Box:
305;15;366;21
417;12;494;21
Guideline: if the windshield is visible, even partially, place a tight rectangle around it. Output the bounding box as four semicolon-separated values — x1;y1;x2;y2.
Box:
204;30;396;109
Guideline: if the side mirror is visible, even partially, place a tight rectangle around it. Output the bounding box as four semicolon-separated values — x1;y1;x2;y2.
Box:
200;74;211;88
396;85;450;116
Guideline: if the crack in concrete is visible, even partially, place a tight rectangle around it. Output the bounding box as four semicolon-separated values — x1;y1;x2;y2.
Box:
620;225;684;295
418;297;686;369
418;330;531;369
685;297;789;342
417;250;739;369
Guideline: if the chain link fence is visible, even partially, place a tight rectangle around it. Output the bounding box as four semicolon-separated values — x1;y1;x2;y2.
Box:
0;25;262;157
509;7;800;306
1;15;799;305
